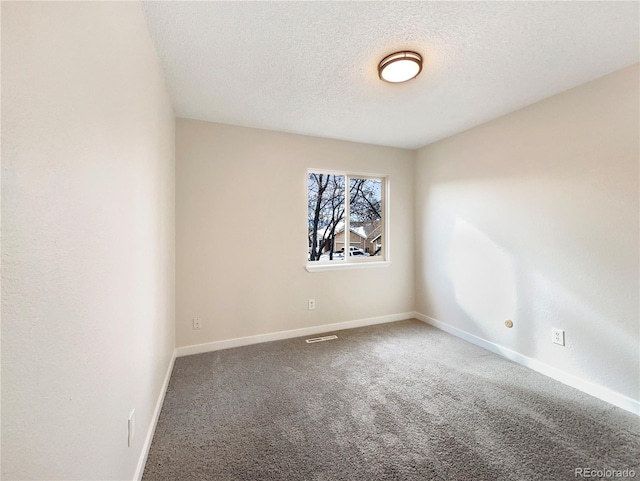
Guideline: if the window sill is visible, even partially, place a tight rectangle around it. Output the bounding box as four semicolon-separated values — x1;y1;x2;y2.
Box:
305;260;391;273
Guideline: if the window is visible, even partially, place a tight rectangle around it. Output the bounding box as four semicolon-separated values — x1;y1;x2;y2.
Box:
308;170;387;269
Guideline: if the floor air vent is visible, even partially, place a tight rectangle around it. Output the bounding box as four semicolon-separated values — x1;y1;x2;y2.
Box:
305;335;338;344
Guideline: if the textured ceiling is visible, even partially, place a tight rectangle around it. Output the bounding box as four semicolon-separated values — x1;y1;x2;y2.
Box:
142;1;639;149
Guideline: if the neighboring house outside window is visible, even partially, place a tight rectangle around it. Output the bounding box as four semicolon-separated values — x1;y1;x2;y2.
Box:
307;170;387;265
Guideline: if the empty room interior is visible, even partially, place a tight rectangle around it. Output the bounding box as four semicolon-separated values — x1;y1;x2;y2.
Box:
2;1;639;480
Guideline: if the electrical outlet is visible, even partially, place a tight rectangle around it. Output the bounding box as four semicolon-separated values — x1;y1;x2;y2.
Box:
551;328;565;346
308;299;316;310
128;409;135;447
193;318;202;330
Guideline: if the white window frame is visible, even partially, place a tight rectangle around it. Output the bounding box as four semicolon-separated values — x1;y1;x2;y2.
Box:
306;169;390;273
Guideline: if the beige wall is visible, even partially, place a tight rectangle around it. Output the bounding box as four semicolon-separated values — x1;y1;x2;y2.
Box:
415;64;639;401
176;119;414;347
1;2;175;480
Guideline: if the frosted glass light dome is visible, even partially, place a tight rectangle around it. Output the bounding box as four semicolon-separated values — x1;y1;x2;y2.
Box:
378;51;423;83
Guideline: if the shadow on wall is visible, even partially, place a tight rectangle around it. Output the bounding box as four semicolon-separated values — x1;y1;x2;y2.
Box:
520;267;639;388
447;218;518;334
429;212;639;399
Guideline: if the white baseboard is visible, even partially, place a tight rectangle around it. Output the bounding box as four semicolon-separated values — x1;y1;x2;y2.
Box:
133;350;177;481
413;312;640;416
176;312;415;358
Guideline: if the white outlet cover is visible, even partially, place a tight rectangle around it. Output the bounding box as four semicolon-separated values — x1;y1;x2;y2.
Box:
193;318;202;330
551;328;565;346
128;409;135;447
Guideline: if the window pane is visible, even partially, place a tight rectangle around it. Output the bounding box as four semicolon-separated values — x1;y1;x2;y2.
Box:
349;178;383;258
308;173;346;261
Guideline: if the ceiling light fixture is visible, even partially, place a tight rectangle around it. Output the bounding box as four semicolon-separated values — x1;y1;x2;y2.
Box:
378;51;423;83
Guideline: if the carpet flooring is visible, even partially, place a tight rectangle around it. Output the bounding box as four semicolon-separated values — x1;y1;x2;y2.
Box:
142;319;640;481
